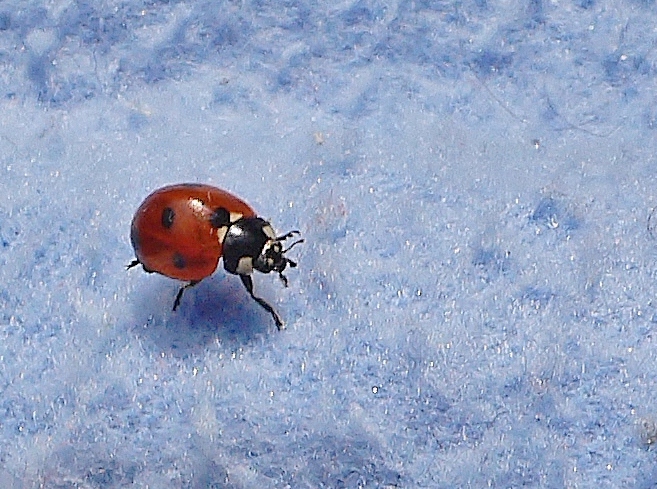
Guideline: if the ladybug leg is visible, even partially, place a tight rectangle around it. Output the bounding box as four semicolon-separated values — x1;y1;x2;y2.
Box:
239;275;284;330
173;280;200;311
278;271;289;287
277;239;302;287
126;259;156;274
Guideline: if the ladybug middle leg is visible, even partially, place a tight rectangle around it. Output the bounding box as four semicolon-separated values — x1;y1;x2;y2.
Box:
173;280;200;311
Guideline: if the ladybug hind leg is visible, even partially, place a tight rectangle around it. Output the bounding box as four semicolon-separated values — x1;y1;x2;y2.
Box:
126;259;156;274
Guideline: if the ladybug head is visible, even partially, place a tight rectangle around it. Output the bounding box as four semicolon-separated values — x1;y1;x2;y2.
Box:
222;217;303;284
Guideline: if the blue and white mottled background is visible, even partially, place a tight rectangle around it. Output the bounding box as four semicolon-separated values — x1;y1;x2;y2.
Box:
1;0;657;487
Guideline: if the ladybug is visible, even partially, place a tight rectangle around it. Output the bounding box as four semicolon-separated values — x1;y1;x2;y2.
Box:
127;183;303;330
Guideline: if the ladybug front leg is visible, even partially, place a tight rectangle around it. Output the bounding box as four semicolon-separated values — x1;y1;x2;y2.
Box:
239;275;284;330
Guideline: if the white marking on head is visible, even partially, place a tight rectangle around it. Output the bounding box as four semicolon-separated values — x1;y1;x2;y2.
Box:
216;226;228;244
230;212;244;223
262;224;277;240
228;225;243;238
236;257;254;275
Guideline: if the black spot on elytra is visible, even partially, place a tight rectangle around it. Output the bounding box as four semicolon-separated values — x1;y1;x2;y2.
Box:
210;207;230;228
161;207;175;229
173;252;186;269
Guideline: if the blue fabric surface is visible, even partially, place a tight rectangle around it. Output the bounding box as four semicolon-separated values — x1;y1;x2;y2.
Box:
0;0;656;486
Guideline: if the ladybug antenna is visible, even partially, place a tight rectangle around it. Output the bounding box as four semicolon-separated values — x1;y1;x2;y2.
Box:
283;237;304;254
